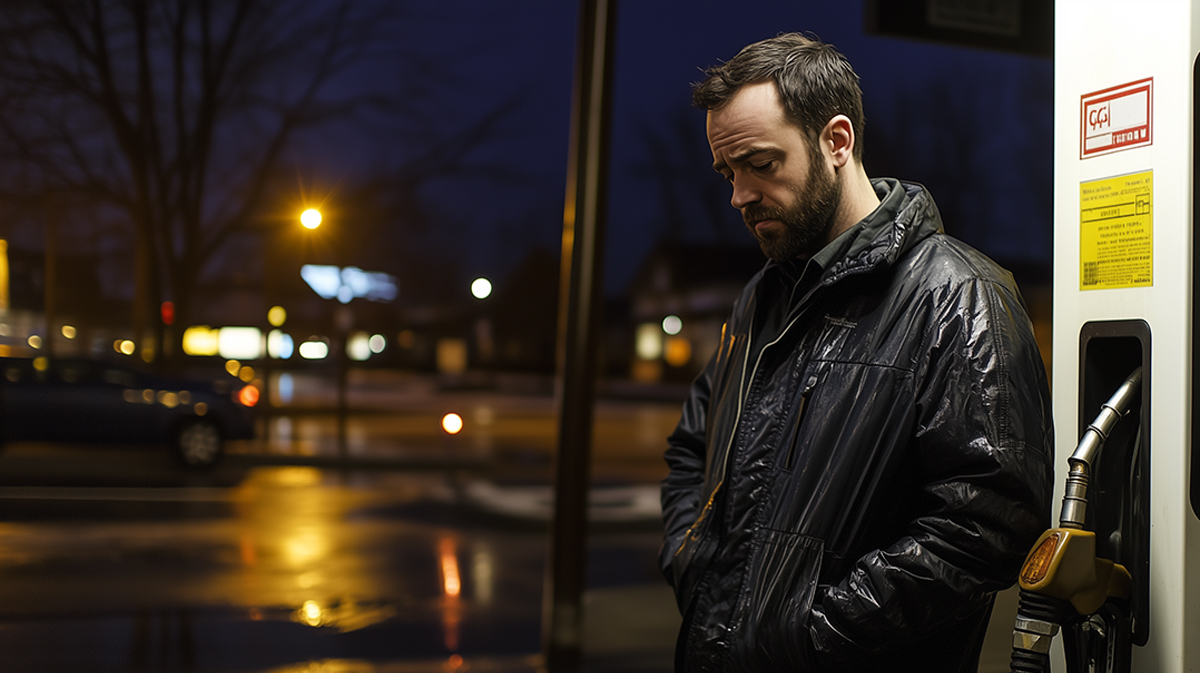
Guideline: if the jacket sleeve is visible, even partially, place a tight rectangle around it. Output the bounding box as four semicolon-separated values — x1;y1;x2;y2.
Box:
808;277;1055;663
658;350;715;587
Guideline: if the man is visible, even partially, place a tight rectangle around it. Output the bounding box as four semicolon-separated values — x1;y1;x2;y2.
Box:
659;33;1053;672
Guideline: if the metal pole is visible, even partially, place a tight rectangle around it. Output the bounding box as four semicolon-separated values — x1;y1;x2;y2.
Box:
334;305;352;459
544;0;616;671
44;197;58;359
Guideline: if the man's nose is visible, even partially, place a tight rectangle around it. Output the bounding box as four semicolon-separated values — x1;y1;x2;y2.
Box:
730;178;760;210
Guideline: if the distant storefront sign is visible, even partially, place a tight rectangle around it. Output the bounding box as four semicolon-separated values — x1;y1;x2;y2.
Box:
300;265;398;303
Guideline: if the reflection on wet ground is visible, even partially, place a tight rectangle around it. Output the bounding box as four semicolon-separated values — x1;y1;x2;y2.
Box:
0;458;678;672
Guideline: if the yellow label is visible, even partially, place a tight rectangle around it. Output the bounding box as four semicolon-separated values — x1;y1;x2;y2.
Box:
1080;171;1153;290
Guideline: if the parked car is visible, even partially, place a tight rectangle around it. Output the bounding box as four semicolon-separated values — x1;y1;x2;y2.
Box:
0;356;257;467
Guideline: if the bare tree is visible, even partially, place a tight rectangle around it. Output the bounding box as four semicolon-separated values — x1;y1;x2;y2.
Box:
0;0;386;360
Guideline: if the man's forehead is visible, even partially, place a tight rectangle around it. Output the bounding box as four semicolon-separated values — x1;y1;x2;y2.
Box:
707;83;797;164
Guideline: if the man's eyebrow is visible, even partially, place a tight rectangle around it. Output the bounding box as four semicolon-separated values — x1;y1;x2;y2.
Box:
712;147;772;173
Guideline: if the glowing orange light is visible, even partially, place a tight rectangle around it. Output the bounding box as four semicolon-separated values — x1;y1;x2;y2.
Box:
441;413;464;435
237;385;260;407
239;532;258;567
440;538;461;598
439;537;462;652
1020;531;1062;585
664;336;693;367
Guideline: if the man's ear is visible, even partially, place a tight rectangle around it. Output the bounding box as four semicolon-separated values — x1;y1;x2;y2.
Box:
822;115;855;169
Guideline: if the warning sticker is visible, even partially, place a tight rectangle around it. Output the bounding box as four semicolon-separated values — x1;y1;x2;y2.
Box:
1080;171;1153;290
1081;78;1152;159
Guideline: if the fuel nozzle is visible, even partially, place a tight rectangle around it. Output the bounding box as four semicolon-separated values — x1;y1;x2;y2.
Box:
1058;367;1142;529
1009;366;1142;673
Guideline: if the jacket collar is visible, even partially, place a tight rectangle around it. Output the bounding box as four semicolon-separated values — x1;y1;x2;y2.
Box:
821;178;943;282
759;179;943;284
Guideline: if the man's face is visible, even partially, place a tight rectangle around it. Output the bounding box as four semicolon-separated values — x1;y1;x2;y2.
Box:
707;81;841;261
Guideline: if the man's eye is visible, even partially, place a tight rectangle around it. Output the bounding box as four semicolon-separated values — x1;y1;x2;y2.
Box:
751;161;773;172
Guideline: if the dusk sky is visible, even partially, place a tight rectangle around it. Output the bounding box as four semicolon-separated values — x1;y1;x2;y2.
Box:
288;1;1053;298
0;1;1051;308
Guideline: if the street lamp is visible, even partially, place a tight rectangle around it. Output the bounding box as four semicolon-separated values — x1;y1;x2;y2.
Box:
471;277;492;300
300;208;322;230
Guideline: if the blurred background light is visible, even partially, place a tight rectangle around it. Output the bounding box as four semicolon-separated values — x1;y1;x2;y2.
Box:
182;326;220;356
217;326;263;360
347;332;371;362
299;340;329;360
268;306;287;327
635;323;663;360
664;336;692;367
471;277;492;299
300;264;398;303
300;208;322;230
436;339;467;374
300;265;341;300
662;315;683;335
267;330;294;359
368;334;386;354
237;385;260;407
276;372;294;405
441;413;463;435
157;391;179;409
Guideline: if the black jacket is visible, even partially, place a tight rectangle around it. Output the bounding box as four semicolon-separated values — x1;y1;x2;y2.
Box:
660;179;1054;672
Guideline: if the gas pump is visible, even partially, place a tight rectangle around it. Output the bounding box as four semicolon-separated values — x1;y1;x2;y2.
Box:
1008;1;1200;671
1009;363;1142;673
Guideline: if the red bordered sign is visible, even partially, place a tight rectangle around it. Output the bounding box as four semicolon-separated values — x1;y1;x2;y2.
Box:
1081;78;1153;159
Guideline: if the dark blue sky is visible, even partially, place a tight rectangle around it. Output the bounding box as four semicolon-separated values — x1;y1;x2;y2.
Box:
294;1;1053;297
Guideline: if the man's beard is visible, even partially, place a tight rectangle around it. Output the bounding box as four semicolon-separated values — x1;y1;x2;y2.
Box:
743;160;841;262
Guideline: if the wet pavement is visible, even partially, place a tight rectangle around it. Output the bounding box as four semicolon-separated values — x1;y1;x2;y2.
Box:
0;454;679;672
0;370;682;672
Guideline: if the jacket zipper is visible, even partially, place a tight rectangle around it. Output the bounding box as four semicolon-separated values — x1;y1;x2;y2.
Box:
783;374;819;471
724;289;813;477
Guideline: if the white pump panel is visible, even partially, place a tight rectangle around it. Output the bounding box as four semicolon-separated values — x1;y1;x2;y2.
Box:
1055;1;1200;670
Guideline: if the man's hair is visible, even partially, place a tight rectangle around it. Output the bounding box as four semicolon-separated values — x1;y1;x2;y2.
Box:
692;33;865;161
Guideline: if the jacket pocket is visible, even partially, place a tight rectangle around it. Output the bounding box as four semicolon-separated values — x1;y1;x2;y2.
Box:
782;374;820;471
670;480;723;613
735;529;824;670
